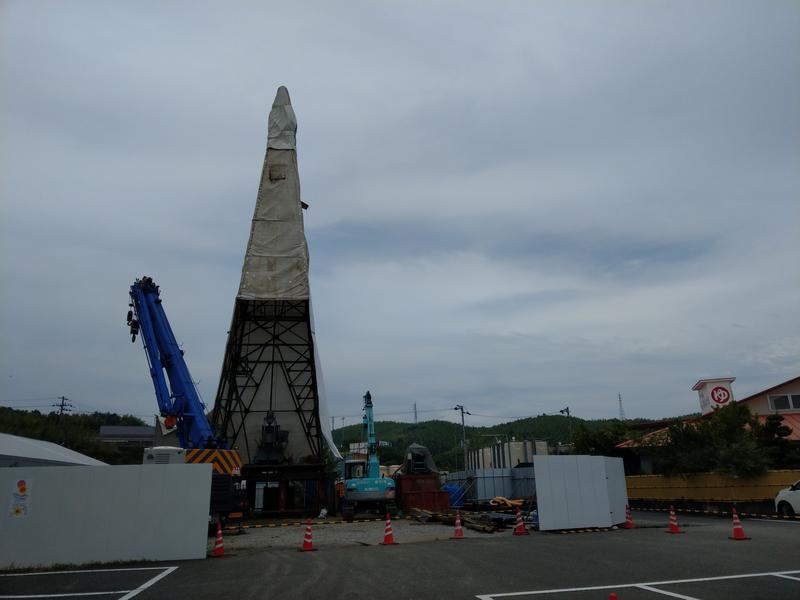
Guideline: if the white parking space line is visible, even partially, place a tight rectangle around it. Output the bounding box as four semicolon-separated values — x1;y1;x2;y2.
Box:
117;567;177;600
0;566;178;600
773;573;800;582
636;584;700;599
749;518;800;524
475;569;800;599
0;568;169;578
0;592;130;598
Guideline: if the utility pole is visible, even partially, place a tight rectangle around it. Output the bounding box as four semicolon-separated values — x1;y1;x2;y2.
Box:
453;404;470;471
53;396;73;417
559;406;572;443
413;402;418;424
618;393;626;421
331;416;336;449
52;396;73;445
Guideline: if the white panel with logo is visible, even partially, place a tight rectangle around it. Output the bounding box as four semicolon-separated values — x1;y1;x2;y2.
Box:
692;377;735;415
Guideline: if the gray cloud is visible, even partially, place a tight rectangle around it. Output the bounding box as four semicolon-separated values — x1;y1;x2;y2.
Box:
2;1;798;427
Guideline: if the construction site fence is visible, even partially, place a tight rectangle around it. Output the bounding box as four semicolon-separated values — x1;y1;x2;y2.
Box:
626;469;800;502
445;467;536;501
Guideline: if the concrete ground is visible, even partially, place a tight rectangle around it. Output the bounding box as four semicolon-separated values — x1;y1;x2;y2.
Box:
2;512;799;600
221;516;481;551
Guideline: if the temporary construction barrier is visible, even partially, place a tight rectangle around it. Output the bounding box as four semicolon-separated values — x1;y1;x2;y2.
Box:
1;464;211;569
624;504;635;529
666;506;684;534
729;507;751;541
512;506;529;536
626;470;800;503
534;456;627;531
299;519;317;552
210;522;225;557
380;513;398;545
452;511;465;539
446;467;536;501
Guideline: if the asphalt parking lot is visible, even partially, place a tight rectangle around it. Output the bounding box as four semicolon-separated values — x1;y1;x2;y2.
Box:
2;512;798;600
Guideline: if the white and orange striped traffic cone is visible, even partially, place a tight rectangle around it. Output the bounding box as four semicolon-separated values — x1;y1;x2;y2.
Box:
210;521;225;557
299;518;317;552
380;512;398;545
666;506;684;534
513;506;529;536
624;504;635;529
452;511;465;539
728;507;751;541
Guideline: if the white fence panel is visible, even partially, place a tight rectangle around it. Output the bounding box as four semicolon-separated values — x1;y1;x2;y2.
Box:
534;455;627;531
1;464;211;569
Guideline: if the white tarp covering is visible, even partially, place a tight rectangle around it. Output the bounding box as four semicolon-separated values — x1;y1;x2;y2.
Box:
310;299;342;459
267;86;297;150
239;86;309;300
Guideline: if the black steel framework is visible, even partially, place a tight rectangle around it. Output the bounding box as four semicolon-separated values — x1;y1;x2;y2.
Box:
212;298;324;464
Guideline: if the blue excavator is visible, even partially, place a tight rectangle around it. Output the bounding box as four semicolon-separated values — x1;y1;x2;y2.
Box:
341;391;396;521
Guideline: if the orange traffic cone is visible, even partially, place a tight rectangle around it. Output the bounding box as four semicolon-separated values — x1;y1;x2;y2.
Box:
452;511;465;539
380;512;398;545
666;506;684;534
728;507;751;541
210;521;225;557
299;518;317;552
513;506;529;536
624;504;635;529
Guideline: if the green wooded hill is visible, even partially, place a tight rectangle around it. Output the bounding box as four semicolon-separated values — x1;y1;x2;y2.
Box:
0;407;147;465
333;414;629;470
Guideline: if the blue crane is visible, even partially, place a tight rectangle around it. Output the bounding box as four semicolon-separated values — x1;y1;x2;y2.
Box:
127;276;226;450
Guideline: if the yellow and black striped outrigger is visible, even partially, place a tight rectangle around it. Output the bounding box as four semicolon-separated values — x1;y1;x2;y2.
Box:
185;449;242;475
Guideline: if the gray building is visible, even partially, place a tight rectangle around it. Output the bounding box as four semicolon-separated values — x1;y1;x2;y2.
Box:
98;425;155;448
466;440;548;470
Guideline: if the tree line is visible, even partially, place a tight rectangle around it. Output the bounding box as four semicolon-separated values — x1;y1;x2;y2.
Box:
0;407;147;465
572;403;800;477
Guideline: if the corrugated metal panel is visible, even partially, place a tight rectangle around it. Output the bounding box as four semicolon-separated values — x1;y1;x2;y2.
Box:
534;455;626;530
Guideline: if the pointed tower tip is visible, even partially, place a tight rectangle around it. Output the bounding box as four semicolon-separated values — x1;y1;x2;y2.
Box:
273;86;291;106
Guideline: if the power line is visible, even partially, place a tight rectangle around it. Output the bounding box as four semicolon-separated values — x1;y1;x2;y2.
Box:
1;397;61;405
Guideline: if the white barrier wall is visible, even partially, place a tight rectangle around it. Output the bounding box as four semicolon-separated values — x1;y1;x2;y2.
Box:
1;464;212;569
534;455;627;531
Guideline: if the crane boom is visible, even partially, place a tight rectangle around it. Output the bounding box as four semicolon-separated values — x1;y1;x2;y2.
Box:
128;276;224;449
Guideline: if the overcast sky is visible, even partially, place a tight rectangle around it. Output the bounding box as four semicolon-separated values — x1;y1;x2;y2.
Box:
1;1;798;428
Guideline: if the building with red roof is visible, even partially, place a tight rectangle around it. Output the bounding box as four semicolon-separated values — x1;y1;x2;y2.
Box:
617;375;800;473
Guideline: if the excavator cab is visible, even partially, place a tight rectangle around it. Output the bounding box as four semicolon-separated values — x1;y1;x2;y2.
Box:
344;460;366;480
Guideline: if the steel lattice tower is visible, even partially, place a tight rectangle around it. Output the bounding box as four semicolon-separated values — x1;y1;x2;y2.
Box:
212;87;336;472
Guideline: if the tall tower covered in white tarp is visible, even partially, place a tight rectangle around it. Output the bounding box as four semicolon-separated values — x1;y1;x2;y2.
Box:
212;87;338;486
